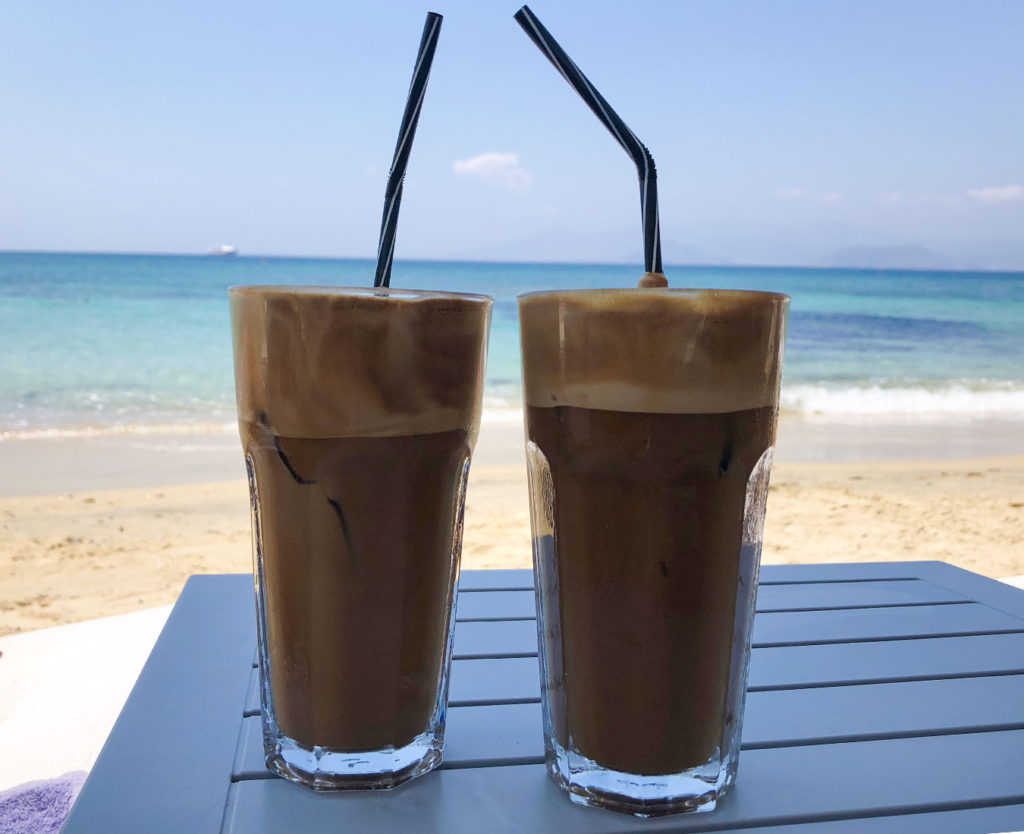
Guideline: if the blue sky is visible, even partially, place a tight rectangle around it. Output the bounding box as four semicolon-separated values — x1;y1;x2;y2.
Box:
1;1;1022;267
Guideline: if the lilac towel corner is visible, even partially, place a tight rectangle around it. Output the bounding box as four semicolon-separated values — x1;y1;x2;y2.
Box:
0;771;87;834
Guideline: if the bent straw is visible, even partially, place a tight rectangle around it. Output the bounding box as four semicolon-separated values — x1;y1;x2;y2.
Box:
374;12;443;288
514;6;662;275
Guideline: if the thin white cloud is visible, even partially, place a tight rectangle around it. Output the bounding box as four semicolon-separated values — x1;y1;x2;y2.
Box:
453;152;533;192
967;184;1023;204
776;188;844;205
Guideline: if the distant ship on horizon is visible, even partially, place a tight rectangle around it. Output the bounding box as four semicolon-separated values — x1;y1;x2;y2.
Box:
207;244;238;257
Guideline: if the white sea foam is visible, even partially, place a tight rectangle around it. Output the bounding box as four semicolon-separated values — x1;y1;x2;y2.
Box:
486;380;1024;420
0;422;237;442
481;405;524;424
782;382;1024;418
483;380;1024;422
482;388;524;412
3;382;1022;441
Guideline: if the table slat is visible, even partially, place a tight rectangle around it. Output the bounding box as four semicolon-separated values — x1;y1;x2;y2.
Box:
454;581;972;623
454;620;538;658
449;657;541;706
757;562;934;583
755;579;966;610
456;590;536;621
458;570;534;591
751;632;1024;690
743;673;1024;745
753;603;1024;646
455;562;958;589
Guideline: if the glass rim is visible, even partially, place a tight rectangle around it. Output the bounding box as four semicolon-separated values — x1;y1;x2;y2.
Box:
517;287;789;304
228;285;493;304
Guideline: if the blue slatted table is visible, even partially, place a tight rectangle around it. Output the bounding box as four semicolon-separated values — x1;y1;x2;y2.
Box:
63;563;1024;833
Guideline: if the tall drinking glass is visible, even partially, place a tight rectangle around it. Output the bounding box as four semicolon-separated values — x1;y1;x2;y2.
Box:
230;286;492;790
519;288;788;816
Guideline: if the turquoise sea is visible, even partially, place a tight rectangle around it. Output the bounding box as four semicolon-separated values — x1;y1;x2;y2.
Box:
1;251;1023;436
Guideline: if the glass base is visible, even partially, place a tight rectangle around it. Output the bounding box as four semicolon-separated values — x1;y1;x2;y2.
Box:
547;739;732;818
265;728;443;791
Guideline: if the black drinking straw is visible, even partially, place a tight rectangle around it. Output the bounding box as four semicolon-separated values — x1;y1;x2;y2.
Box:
514;6;662;275
374;12;443;288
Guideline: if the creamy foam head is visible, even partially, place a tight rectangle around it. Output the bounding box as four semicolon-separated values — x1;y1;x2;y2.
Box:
231;286;492;438
519;289;788;414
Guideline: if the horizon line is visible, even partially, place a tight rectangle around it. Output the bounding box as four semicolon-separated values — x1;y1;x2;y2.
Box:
1;248;1023;277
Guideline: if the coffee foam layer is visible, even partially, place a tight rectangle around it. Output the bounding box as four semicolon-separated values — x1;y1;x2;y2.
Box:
519;289;788;414
231;287;491;439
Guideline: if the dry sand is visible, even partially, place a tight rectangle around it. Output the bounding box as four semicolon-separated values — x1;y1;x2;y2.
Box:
2;415;1023;636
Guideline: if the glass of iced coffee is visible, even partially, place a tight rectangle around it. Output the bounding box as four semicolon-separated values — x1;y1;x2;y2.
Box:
230;285;491;790
519;287;788;816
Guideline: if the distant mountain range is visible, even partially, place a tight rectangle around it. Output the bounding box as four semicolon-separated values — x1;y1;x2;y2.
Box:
814;240;1024;271
453;228;716;266
816;245;953;270
449;230;1024;272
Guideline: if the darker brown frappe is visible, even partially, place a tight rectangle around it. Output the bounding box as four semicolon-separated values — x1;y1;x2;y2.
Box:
520;288;787;777
527;404;775;773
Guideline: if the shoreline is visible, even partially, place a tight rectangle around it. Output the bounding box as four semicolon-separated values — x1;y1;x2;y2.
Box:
1;412;1021;497
1;414;1022;636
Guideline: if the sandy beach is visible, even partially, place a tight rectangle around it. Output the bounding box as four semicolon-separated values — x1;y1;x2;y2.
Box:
1;414;1023;636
